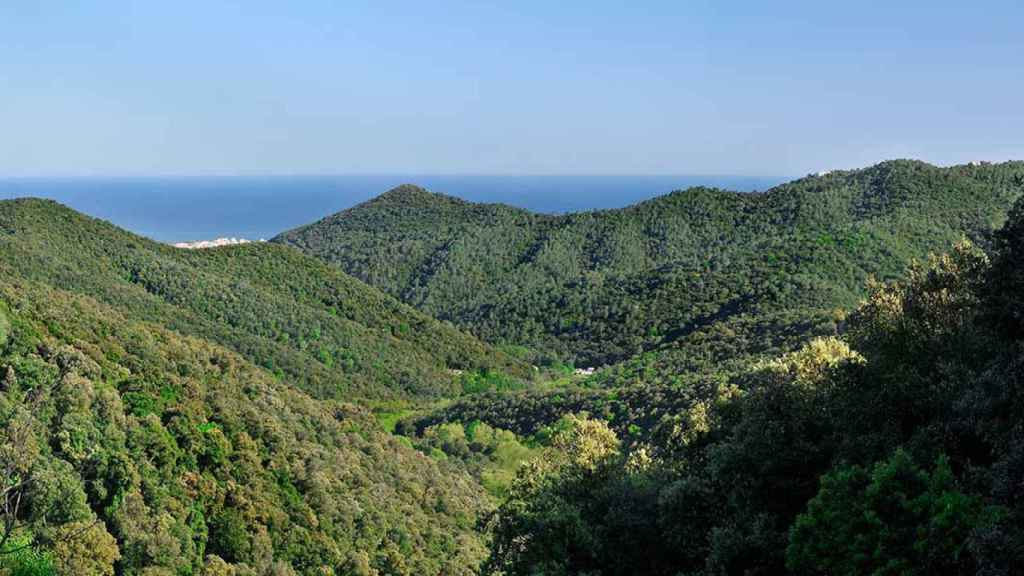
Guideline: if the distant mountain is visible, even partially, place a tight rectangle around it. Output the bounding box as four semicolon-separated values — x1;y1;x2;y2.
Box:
274;160;1024;381
0;198;531;401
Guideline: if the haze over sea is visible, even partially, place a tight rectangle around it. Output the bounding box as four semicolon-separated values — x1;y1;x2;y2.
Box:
0;175;785;243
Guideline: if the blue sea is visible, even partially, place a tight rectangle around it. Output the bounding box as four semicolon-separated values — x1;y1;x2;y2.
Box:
0;175;786;243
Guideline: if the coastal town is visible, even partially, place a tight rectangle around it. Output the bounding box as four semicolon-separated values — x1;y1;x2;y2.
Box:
172;237;260;249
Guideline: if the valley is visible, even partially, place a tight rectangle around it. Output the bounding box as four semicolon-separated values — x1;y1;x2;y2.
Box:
2;160;1024;574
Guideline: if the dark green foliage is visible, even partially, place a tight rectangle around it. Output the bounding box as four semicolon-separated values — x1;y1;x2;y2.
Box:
400;378;721;443
5;162;1024;575
276;161;1024;378
0;199;541;573
984;195;1024;338
787;451;1002;576
480;196;1024;575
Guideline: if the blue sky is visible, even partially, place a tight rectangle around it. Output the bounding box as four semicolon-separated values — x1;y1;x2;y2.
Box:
1;1;1022;176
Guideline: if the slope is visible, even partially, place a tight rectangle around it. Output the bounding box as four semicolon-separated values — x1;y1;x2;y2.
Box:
275;161;1024;376
0;272;493;574
0;198;532;402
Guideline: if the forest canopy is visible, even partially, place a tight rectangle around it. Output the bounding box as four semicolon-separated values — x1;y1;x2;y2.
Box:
3;160;1024;575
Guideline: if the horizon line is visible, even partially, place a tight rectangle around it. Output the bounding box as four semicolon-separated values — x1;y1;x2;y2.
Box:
0;172;796;180
2;157;1019;181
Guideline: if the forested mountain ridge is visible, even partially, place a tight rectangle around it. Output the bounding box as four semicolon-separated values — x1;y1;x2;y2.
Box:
0;198;531;401
274;160;1024;374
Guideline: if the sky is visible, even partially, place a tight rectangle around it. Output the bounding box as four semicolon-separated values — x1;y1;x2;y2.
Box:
1;1;1022;177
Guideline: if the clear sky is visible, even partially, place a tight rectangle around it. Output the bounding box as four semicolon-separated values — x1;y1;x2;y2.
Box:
1;1;1022;177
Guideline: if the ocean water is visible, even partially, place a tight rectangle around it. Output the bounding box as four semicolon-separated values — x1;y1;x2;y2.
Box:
0;174;786;243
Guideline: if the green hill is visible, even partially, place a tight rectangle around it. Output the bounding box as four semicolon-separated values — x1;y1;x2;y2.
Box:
275;160;1024;379
0;198;531;402
4;161;1024;575
0;275;496;574
0;199;559;574
477;195;1024;576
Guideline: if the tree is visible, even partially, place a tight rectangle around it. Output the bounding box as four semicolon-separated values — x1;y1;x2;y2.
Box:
787;450;1002;576
1;407;41;557
50;521;120;576
485;414;620;576
985;196;1024;338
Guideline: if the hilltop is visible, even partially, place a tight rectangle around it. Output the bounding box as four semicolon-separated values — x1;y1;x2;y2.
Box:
274;160;1024;380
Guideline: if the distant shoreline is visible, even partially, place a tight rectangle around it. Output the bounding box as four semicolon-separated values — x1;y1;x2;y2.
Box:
172;237;262;249
0;174;787;243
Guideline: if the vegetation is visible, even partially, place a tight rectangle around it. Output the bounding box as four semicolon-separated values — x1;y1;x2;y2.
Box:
275;160;1024;381
0;274;494;574
0;199;531;401
410;421;539;499
479;200;1024;574
0;199;542;573
5;160;1024;574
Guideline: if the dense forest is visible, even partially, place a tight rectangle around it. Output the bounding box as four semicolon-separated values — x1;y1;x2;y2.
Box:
477;198;1024;575
276;160;1024;380
3;160;1024;575
0;200;556;574
0;199;532;402
0;265;496;574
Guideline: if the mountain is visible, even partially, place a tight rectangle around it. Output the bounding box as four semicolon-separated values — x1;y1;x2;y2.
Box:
274;161;1024;381
0;198;532;402
478;196;1024;576
0;199;561;574
4;160;1024;575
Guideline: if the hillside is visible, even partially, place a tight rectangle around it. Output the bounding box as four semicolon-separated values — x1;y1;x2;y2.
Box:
0;273;495;574
275;160;1024;378
477;198;1024;575
0;198;532;402
4;165;1024;575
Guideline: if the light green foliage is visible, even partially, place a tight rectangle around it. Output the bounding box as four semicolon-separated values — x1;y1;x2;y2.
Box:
414;420;538;498
372;407;414;434
0;307;9;349
0;534;54;576
757;336;864;388
459;369;525;395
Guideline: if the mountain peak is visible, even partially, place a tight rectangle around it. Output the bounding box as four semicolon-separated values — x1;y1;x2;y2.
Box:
371;184;469;209
379;183;430;197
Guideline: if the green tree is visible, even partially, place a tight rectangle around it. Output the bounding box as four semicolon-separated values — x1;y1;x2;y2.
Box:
50;521;121;576
787;450;1002;576
485;414;620;576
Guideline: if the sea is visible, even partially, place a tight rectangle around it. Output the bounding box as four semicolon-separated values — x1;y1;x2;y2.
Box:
0;175;786;243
